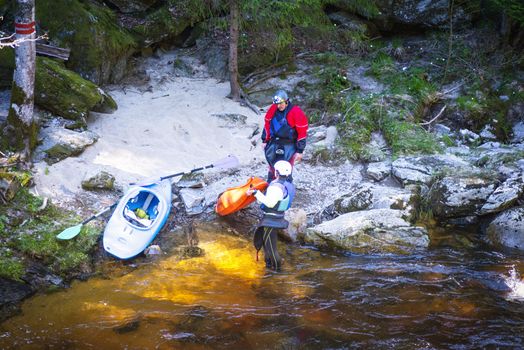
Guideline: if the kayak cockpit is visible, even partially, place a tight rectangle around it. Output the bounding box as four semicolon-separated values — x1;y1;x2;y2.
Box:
123;191;160;229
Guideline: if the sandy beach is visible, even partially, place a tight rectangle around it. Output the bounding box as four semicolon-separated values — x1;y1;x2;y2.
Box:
30;50;267;206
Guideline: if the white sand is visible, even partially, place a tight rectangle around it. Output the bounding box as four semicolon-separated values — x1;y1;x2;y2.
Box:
32;50;266;206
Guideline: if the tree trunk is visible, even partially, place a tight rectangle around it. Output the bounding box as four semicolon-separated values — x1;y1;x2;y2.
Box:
228;0;240;101
3;0;37;161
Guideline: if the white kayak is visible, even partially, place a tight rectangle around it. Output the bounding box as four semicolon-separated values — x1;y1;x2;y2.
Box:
103;179;172;259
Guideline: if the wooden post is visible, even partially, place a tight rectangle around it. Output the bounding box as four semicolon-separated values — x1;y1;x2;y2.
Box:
228;0;240;101
3;0;37;161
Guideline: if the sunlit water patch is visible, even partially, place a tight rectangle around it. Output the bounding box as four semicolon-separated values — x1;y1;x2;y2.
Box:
1;227;524;349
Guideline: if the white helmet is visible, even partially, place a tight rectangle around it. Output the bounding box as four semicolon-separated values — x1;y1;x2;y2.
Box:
274;160;292;177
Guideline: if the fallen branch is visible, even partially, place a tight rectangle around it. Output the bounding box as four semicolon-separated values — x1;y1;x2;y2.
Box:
241;60;292;85
240;87;261;115
419;105;447;127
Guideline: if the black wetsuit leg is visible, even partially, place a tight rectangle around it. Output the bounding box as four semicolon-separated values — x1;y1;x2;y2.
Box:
262;227;282;271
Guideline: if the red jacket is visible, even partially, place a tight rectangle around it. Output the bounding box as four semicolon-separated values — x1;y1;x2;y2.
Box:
263;103;308;152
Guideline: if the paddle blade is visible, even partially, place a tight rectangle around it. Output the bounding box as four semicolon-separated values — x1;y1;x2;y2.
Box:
213;154;240;170
56;224;83;240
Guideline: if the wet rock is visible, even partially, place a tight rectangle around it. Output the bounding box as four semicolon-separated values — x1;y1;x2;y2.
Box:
81;171;115;191
179;188;206;216
305;209;429;254
486;207;524;251
428;175;497;219
0;278;33;322
283;208;307;242
479;174;524;215
144;245;163;256
113;318;141;334
446;216;479;227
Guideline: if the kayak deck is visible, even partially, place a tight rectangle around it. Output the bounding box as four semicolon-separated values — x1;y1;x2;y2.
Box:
103;180;172;259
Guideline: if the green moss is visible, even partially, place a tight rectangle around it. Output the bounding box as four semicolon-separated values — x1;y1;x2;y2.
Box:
4;82;39;152
0;251;25;281
440;134;455;147
37;0;136;83
382;119;442;157
14;224;99;274
0;187;100;278
316;66;351;111
35;57;111;120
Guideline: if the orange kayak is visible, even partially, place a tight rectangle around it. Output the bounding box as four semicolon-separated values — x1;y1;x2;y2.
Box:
215;177;268;216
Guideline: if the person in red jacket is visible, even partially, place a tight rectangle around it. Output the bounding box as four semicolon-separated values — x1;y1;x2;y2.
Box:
262;89;308;182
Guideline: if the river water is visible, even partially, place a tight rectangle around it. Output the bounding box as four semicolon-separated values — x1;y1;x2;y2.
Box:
1;225;524;349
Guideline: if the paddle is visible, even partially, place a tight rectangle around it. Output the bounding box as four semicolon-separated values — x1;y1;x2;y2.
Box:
56;203;118;240
130;154;240;186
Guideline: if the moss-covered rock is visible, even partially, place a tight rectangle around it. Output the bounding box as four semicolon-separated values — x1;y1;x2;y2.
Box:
81;171;115;191
36;0;137;85
128;5;192;46
35;57;117;123
0;53;116;124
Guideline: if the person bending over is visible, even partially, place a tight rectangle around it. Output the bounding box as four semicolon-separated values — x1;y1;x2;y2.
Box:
247;160;295;271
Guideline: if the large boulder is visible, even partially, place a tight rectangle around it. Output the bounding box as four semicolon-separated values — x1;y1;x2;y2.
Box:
329;0;476;30
0;52;117;126
392;154;472;186
304;208;429;254
428;175;497;219
479;174;524;215
486;207;524;251
35;126;99;164
36;57;117;125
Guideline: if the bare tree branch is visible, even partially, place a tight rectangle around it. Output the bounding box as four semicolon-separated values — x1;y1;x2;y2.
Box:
0;15;47;49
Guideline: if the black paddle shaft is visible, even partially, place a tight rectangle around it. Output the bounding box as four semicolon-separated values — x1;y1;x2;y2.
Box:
159;164;214;181
82;202;118;225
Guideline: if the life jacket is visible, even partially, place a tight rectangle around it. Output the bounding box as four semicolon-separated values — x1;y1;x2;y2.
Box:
269;104;298;143
260;178;295;213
